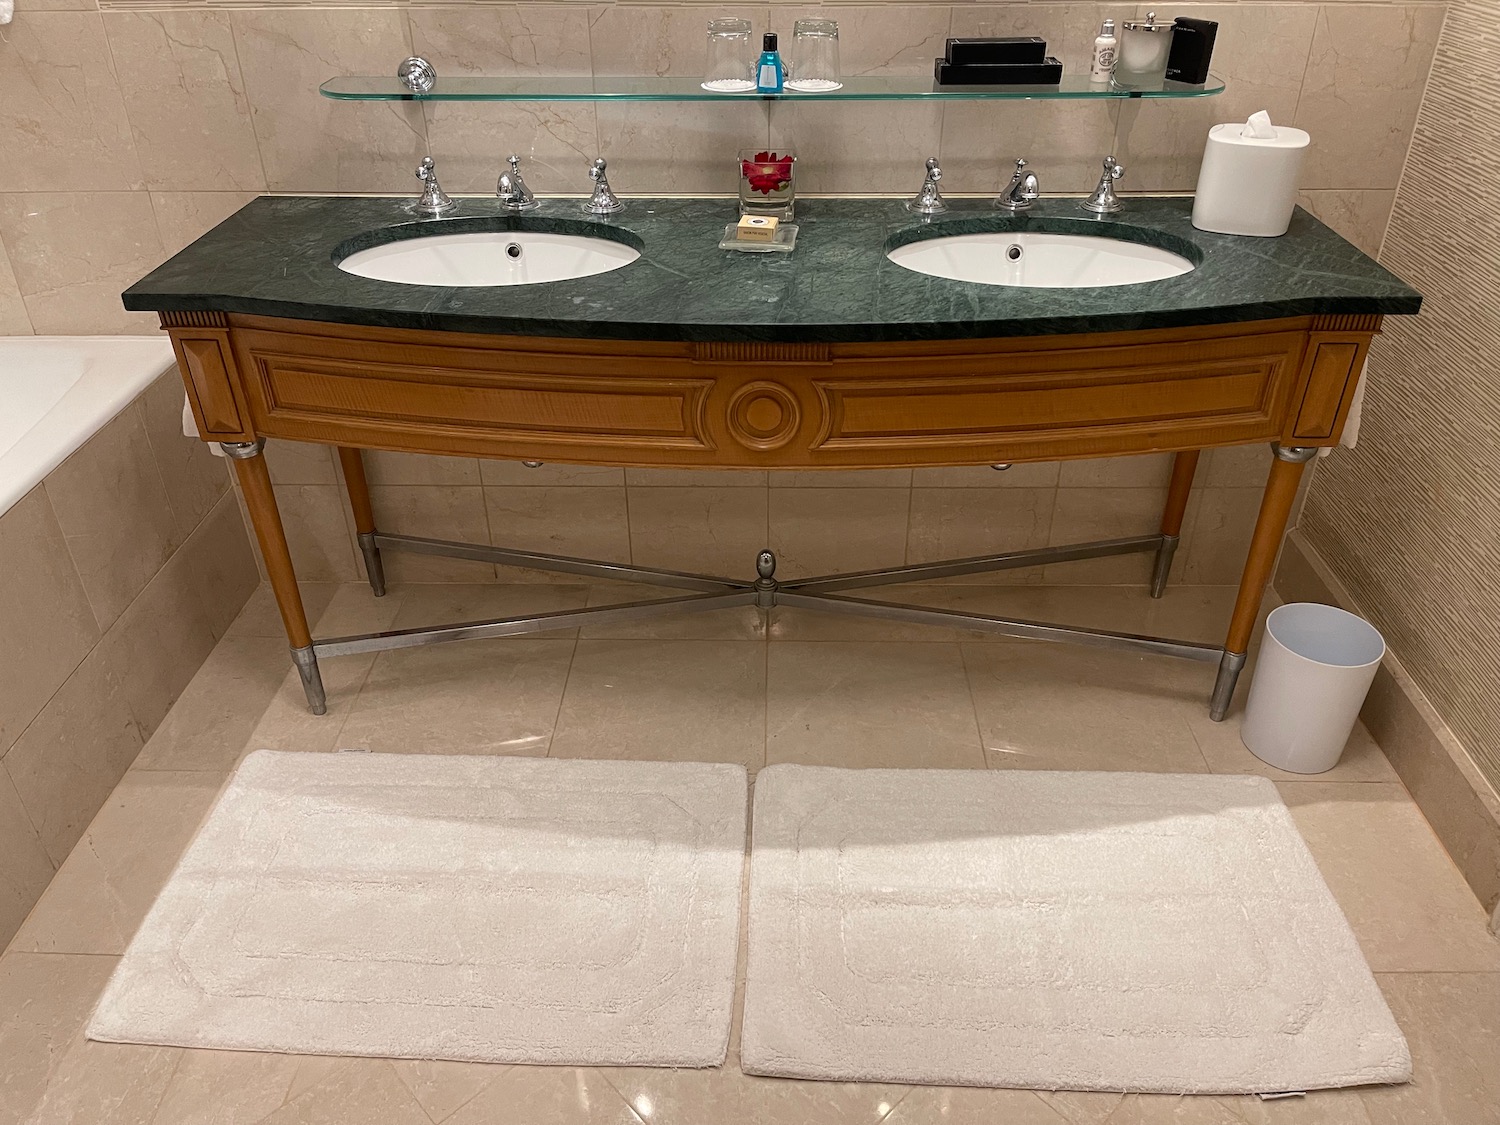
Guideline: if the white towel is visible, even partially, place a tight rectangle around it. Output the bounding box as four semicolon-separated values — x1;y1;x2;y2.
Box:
1319;359;1368;458
183;395;226;457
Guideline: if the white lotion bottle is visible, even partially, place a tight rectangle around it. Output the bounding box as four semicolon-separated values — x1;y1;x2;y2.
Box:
1090;19;1117;82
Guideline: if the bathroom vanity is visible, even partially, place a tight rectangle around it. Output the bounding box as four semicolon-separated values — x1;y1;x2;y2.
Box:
124;196;1420;719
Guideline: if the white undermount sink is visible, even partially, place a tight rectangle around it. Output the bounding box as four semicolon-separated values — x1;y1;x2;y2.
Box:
338;230;639;287
887;231;1194;288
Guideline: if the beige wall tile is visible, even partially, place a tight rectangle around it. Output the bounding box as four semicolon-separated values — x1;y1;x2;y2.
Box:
1058;453;1173;488
1299;189;1397;258
769;469;911;487
774;101;942;193
627;485;769;575
0;191;163;334
907;487;1054;573
11;769;225;955
2;645;143;866
0;12;142;192
626;468;764;487
411;5;598;194
369;485;498;582
0;488;100;756
364;449;481;486
177;491;260;642
43;401;183;631
485;459;623;486
150;191;259;258
265;439;336;486
0;767;54;949
1203;443;1271;489
140;371;231;541
1295;5;1446;190
273;484;360;581
1178;486;1264;585
232;9;427;193
912;463;1059;487
0;238;33;336
484;484;632;564
1118;5;1318;192
94;548;220;739
1043;486;1162;583
107;11;265;192
768;487;908;577
598;102;768;193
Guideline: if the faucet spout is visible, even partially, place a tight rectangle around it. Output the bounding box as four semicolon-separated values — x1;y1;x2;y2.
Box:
496;154;539;212
997;158;1040;212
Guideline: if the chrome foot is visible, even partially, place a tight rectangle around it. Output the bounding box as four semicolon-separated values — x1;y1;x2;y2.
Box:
357;531;387;597
291;644;327;715
1209;649;1247;722
1149;533;1180;599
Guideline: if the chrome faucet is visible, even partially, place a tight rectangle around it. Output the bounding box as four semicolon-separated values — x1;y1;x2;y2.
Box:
1081;155;1126;215
496;155;538;211
581;157;625;216
411;156;456;217
904;157;948;215
997;158;1039;212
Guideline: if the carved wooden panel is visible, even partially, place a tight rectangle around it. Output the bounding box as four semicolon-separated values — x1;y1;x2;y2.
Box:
1290;337;1371;441
726;381;802;450
169;331;250;439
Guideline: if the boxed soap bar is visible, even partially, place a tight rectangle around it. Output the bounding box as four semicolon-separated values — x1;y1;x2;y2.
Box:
934;57;1063;85
735;214;779;243
944;36;1047;65
1166;17;1218;84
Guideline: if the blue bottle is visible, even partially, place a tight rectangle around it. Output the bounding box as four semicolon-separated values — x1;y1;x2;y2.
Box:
756;32;784;93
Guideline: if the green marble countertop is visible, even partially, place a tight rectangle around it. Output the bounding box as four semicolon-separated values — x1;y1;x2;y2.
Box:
123;195;1420;344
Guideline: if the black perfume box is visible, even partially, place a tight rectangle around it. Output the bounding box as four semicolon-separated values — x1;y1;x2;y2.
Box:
934;57;1063;85
944;36;1047;65
1165;17;1218;84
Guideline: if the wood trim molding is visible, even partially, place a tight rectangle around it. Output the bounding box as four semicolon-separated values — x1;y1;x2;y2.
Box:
694;341;832;364
160;310;229;329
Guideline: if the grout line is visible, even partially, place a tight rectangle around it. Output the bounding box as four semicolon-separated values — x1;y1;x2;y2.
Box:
957;643;992;770
543;635;582;758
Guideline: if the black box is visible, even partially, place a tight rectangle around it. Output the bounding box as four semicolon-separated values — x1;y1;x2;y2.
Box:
1165;17;1217;84
934;57;1063;86
944;36;1047;65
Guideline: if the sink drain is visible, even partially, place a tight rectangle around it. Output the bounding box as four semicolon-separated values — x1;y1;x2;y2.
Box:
505;242;523;260
1006;244;1023;262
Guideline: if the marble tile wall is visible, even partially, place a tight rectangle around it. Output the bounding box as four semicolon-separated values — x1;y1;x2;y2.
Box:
0;372;259;948
0;0;1445;596
1298;0;1500;797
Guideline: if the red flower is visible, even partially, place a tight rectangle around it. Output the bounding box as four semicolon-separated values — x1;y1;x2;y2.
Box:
741;151;794;195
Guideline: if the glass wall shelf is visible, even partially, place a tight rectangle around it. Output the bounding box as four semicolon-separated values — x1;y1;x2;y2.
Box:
320;74;1225;102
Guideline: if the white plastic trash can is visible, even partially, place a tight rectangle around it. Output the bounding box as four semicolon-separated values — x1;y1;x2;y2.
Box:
1241;602;1385;774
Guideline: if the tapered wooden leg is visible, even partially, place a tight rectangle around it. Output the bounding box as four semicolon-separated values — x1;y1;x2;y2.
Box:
224;440;327;715
337;446;385;597
1150;449;1201;598
1209;444;1316;721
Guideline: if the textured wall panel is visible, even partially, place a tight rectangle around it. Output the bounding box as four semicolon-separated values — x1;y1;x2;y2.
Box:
1301;0;1500;791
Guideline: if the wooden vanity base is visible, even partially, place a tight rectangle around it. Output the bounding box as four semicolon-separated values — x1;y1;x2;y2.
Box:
166;311;1379;721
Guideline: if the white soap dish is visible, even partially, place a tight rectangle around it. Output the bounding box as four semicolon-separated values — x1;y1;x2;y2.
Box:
720;223;799;253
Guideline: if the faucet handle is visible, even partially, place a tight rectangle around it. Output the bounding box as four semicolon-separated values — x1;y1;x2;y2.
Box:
904;156;947;215
410;155;456;216
581;156;625;216
1081;154;1126;215
508;154;522;175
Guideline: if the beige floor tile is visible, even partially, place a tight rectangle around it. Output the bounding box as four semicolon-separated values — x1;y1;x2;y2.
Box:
132;635;290;772
1105;1090;1373;1123
964;643;1212;773
445;1065;645;1125
389;582;590;639
150;1049;312;1125
1278;783;1500;973
338;639;574;756
1191;717;1399;784
312;583;408;636
1360;972;1500;1125
0;953;181;1125
582;582;766;641
391;1059;510;1124
0;765;55;946
603;1065;907;1125
10;770;226;955
223;582;339;639
549;640;765;770
0;952;118;1125
882;1084;1090;1124
258;1058;431;1125
766;643;985;769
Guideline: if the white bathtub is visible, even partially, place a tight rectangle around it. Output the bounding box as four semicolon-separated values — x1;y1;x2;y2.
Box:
0;337;177;518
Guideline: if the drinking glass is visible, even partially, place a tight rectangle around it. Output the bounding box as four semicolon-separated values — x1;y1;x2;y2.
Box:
786;19;841;92
703;18;755;92
738;149;796;220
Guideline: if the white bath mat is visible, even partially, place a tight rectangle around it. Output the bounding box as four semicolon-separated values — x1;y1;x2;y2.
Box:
742;765;1410;1094
89;750;747;1067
